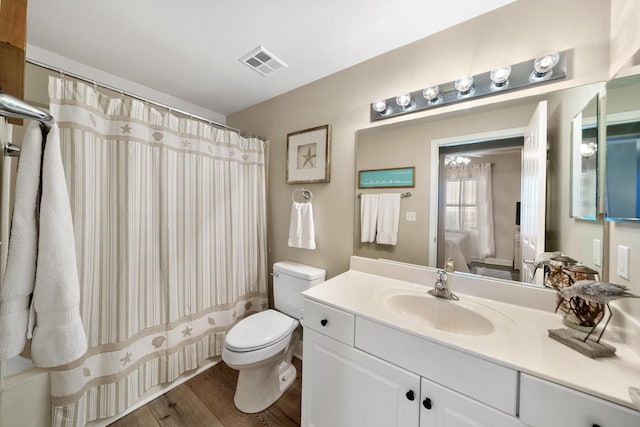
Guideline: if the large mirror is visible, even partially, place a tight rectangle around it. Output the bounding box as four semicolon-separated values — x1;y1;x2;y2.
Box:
606;74;640;221
571;94;599;220
354;82;606;287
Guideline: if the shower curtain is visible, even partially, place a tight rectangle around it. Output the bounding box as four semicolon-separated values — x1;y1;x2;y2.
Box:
46;77;268;426
445;163;495;260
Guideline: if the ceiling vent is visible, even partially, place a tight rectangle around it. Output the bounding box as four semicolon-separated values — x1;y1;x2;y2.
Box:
239;46;287;77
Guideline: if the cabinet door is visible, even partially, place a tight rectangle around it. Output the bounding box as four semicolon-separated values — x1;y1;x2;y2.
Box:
420;378;523;427
520;373;640;427
302;328;420;427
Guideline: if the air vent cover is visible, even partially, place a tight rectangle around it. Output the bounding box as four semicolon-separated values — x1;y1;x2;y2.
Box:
239;45;287;76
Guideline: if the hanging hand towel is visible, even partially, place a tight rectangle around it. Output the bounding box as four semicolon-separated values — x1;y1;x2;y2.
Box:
288;201;316;250
360;194;379;243
0;122;43;361
376;193;401;245
30;124;87;368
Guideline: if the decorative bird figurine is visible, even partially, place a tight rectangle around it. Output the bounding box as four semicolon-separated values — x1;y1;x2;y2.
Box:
530;251;562;281
556;280;640;343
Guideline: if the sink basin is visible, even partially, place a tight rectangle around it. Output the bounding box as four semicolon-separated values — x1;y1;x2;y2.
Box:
376;289;512;336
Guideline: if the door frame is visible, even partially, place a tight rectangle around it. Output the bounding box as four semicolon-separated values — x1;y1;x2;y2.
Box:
429;127;528;267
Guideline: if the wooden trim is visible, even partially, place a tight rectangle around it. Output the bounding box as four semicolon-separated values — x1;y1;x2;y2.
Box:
0;0;27;116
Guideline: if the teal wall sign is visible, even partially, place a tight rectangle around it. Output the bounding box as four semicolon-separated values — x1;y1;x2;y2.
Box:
358;167;415;188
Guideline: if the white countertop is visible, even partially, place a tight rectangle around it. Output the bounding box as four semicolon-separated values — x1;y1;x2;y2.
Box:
302;257;640;411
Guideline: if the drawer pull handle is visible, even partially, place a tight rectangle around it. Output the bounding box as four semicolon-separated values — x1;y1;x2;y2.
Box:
592;425;600;427
422;397;432;410
405;390;415;401
320;319;328;327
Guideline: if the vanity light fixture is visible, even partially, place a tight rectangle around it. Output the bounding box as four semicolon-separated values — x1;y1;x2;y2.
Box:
490;64;512;89
455;75;474;97
370;50;568;122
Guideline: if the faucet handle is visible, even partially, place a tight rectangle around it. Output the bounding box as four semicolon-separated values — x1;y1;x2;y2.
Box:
444;258;454;273
436;269;447;283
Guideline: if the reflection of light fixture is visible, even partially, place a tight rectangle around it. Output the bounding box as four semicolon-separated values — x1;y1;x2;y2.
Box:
444;155;471;167
423;86;441;103
455;75;474;97
370;51;567;122
581;141;597;158
396;93;413;109
531;51;560;81
372;99;388;114
490;64;512;89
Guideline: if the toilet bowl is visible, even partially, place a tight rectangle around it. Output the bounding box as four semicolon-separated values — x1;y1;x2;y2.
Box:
222;261;325;413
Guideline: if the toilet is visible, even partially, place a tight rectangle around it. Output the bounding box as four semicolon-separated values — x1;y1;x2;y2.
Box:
222;261;325;413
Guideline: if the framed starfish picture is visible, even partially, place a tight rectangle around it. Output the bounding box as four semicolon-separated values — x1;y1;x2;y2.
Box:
286;124;331;184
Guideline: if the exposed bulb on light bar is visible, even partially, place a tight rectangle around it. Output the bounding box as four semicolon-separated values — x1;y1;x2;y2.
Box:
372;99;388;113
531;51;560;81
423;86;441;103
395;93;412;109
454;75;474;97
580;141;597;158
490;64;512;88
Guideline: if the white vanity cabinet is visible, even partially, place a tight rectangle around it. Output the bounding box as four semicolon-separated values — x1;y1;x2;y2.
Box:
419;377;523;427
301;299;523;427
301;299;420;427
519;374;640;427
302;328;420;427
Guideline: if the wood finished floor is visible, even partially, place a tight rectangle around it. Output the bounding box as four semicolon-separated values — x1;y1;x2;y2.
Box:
109;358;302;427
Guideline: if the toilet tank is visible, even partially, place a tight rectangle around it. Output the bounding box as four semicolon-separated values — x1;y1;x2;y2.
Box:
273;261;325;319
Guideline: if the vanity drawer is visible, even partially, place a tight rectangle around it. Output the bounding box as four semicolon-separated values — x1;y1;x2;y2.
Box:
519;373;640;427
303;298;355;346
356;317;518;416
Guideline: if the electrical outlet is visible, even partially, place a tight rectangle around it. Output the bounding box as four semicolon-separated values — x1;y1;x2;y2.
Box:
405;211;417;222
592;239;601;267
617;245;630;280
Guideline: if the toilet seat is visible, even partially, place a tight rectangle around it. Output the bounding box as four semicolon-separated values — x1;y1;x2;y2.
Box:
225;309;297;352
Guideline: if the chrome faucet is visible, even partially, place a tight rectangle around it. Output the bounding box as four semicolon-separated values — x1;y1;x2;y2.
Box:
428;269;459;300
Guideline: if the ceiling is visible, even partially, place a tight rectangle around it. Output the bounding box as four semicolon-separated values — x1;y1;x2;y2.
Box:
26;0;514;118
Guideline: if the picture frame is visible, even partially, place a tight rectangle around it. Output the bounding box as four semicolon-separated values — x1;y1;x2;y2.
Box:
286;124;331;184
358;167;415;188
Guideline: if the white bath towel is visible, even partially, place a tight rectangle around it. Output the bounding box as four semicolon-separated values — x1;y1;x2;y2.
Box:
288;201;316;250
360;194;379;243
29;124;87;367
376;193;401;245
0;122;42;360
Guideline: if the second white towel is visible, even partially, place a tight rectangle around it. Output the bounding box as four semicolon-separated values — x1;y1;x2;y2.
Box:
376;193;401;245
288;201;316;250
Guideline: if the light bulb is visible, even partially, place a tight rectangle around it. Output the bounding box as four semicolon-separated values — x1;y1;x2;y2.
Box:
396;93;412;108
372;99;387;113
580;142;597;158
423;86;440;102
490;64;512;88
455;75;474;96
532;51;560;80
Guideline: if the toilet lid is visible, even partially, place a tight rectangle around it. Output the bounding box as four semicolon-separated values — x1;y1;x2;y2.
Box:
225;309;297;352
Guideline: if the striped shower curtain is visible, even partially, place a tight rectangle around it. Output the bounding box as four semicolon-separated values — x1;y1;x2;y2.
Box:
47;77;268;426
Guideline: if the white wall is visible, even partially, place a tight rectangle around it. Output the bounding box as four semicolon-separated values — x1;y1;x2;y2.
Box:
229;0;611;280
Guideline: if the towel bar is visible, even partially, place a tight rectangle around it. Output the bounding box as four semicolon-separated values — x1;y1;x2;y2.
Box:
357;192;411;198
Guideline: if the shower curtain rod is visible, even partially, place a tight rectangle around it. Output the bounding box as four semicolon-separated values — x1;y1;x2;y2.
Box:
26;58;266;141
0;92;55;129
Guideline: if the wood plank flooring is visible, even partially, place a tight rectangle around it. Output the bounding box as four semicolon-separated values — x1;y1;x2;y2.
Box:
109;358;302;427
